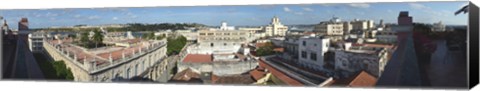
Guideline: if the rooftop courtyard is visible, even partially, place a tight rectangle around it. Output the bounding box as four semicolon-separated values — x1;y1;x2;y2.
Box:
46;37;166;69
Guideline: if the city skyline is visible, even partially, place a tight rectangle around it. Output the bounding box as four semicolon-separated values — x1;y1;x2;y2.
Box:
0;1;468;29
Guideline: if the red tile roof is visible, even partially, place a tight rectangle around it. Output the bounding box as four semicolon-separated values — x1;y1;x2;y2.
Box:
255;43;267;48
211;74;255;84
249;69;267;81
348;71;377;87
259;59;304;86
171;68;201;81
273;47;284;52
183;54;212;63
333;71;377;87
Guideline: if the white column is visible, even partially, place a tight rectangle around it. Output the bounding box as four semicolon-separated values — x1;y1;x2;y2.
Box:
122;51;125;60
109;53;113;64
83;56;87;64
66;50;70;57
73;53;77;61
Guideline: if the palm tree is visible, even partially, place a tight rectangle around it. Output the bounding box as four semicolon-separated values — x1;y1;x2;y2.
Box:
92;30;104;48
80;32;90;46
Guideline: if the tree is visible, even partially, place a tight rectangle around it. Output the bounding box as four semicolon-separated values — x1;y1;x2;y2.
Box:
52;61;74;80
92;30;104;48
142;32;156;40
167;35;187;55
80;32;90;46
256;42;275;56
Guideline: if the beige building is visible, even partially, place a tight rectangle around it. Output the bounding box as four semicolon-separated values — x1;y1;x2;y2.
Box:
43;34;167;82
264;16;288;37
192;29;249;54
314;17;345;36
350;19;374;31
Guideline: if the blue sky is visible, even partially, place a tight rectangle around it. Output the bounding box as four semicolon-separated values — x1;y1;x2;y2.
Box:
0;1;469;29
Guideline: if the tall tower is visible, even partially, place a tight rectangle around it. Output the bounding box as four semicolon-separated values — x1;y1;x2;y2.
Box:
271;16;281;25
397;11;413;25
18;18;29;31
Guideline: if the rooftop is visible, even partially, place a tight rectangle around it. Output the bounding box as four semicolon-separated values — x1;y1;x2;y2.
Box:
334;71;377;87
249;67;267;81
170;68;202;82
46;37;165;68
211;74;255;84
182;54;213;63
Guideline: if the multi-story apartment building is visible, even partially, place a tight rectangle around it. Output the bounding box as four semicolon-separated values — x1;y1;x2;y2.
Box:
350;19;374;31
314;17;345;36
191;29;249;54
297;35;330;71
264;16;288;37
28;32;45;52
333;44;393;78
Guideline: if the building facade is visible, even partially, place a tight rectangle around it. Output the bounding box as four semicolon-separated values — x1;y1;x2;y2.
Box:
191;29;249;54
333;45;391;78
314;17;345;36
28;32;45;52
297;35;330;71
264;16;288;37
350;19;374;31
43;34;168;82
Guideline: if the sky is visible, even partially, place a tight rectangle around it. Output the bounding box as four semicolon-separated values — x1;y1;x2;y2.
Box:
0;1;469;29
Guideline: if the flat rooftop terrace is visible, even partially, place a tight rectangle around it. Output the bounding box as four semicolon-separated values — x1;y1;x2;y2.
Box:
46;38;166;68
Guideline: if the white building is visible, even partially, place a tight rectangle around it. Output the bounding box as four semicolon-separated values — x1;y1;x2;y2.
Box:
314;17;346;36
28;32;45;52
219;21;235;30
189;29;249;54
432;21;446;32
350;19;374;31
374;30;397;43
333;44;392;78
264;16;288;37
297;34;330;71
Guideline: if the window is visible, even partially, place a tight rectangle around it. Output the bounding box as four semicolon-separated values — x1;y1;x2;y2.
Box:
310;52;317;61
301;51;307;58
135;64;138;75
199;33;206;35
224;33;230;35
302;41;306;46
224;43;227;46
210;43;214;47
207;33;214;35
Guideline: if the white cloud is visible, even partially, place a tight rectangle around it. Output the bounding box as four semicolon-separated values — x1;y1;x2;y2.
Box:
387;9;394;13
283;7;291;12
294;12;304;15
45;12;58;17
409;3;430;10
303;7;313;12
348;3;370;8
73;15;82;18
112;17;118;20
87;15;100;20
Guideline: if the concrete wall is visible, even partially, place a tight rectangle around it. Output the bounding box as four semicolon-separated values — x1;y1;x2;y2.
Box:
334;50;382;78
177;60;258;76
